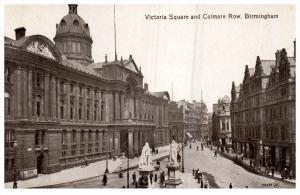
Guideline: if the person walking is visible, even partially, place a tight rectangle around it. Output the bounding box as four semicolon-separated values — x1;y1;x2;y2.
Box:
214;150;217;157
149;173;153;185
102;174;108;186
197;146;199;151
271;166;275;177
154;173;157;182
132;172;137;184
190;144;192;149
229;182;232;188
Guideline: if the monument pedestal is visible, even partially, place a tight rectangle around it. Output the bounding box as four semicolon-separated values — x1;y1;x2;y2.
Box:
165;163;183;188
137;167;155;188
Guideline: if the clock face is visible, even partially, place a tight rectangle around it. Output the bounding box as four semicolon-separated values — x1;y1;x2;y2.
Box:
26;39;56;60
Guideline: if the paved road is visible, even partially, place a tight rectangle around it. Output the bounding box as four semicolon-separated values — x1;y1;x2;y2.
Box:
183;142;295;189
50;141;295;188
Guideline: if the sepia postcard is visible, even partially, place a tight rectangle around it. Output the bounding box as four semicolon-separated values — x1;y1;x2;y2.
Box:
2;1;297;192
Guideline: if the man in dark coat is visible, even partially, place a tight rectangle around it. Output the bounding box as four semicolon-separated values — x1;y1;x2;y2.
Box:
102;174;108;186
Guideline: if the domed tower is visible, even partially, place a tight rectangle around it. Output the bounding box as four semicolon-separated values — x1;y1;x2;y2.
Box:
54;4;93;65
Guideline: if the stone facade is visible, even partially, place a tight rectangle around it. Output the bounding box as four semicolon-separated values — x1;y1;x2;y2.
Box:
4;5;170;182
212;95;231;146
177;100;208;141
230;41;296;178
168;101;184;143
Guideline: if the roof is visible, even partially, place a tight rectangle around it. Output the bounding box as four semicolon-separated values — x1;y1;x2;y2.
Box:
61;56;100;77
145;91;170;100
55;6;90;37
221;95;230;103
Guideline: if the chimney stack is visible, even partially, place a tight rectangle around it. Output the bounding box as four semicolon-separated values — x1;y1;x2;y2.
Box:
144;83;148;91
294;39;296;60
15;27;26;40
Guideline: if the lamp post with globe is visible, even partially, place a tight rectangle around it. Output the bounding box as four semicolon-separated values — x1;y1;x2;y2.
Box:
13;140;18;188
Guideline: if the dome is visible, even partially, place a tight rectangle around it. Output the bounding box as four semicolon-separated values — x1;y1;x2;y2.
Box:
221;95;230;103
54;4;93;66
56;5;90;37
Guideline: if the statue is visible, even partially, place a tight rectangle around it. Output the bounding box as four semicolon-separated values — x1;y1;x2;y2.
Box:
169;140;179;165
138;142;153;170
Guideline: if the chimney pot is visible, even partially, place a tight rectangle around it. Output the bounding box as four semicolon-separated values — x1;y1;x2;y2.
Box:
144;83;148;91
15;27;26;40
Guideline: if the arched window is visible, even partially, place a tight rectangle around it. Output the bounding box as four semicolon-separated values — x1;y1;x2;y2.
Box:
61;20;66;26
73;20;79;26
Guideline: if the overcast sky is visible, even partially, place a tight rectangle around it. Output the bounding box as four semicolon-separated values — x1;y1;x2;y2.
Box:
5;4;295;112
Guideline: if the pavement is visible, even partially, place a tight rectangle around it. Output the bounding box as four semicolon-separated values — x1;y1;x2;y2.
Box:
211;145;296;184
5;144;171;188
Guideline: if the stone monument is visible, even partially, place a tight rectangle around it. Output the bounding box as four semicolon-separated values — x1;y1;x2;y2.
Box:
137;142;155;188
165;140;183;188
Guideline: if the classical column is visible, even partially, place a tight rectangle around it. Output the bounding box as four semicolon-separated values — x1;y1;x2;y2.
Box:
133;131;139;155
15;65;22;117
97;90;101;122
128;130;134;158
124;94;129;119
65;82;70;120
50;75;56;119
91;90;95;123
56;78;61;120
82;86;87;122
27;70;32;118
22;68;28;118
74;84;79;120
44;73;50;118
115;91;120;120
105;90;114;122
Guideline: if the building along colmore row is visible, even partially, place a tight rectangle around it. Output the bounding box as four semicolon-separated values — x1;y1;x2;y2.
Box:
230;41;296;178
4;4;170;182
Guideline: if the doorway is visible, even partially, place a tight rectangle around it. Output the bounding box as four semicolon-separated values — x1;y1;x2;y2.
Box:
37;154;44;174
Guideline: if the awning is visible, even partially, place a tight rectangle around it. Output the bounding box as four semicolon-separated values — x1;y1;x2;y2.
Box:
185;132;193;138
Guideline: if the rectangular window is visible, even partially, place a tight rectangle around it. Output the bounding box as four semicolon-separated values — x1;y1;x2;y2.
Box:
94;105;97;121
35;131;39;145
5;129;14;147
62;130;66;145
80;130;84;142
72;130;76;143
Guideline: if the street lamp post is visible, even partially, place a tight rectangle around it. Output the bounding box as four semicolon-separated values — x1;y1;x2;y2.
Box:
182;129;185;173
13;140;18;188
127;144;130;188
104;130;109;174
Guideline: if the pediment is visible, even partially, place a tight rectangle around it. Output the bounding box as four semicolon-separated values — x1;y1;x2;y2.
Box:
24;35;61;62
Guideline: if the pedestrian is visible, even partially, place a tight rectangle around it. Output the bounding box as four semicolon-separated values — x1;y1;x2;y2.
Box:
284;167;288;179
160;171;165;184
250;160;252;167
154;173;157;182
150;173;153;184
281;170;285;180
190;144;192;149
102;174;108;186
81;159;85;168
229;182;232;188
214;150;217;157
197;146;199;151
271;167;275;177
201;144;203;151
132;171;136;184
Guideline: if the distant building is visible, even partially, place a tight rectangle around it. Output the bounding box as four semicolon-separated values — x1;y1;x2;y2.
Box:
168;101;184;143
212;96;231;146
4;4;170;182
207;112;213;144
231;41;296;177
177;100;208;141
